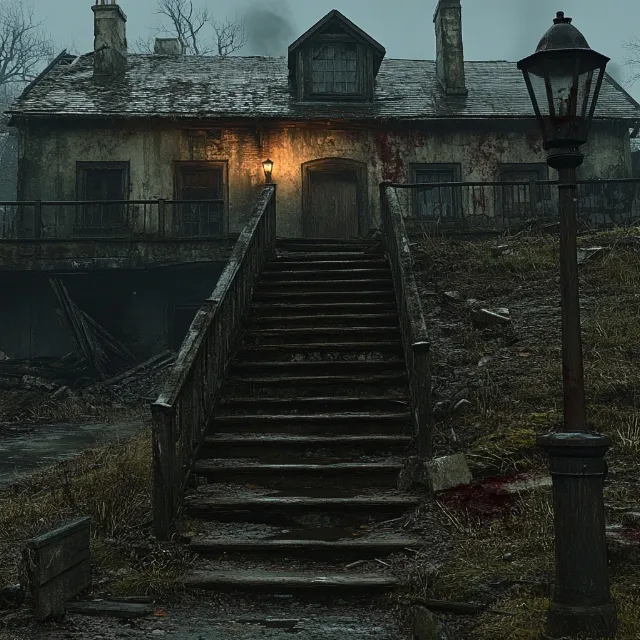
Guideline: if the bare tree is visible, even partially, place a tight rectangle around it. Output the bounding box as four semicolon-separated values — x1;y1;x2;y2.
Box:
0;0;55;91
624;38;640;87
137;0;246;56
0;1;55;204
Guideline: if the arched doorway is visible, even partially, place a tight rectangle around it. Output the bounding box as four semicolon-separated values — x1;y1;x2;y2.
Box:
301;158;368;239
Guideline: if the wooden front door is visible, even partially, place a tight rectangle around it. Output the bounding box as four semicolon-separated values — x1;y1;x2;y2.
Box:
307;170;359;238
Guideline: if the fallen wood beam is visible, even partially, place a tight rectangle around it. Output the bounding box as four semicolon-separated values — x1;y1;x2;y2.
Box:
104;350;176;387
64;600;155;618
401;596;516;617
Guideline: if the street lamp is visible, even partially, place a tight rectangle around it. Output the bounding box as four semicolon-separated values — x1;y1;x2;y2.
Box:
262;158;274;183
518;12;616;639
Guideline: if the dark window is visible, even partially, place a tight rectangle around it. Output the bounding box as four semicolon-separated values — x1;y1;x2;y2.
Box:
175;163;225;238
311;41;359;95
411;164;461;219
498;163;549;220
77;162;129;229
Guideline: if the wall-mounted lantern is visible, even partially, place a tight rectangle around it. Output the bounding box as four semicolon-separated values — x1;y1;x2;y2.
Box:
262;158;274;183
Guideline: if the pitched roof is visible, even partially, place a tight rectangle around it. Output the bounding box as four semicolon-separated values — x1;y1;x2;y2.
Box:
8;54;640;123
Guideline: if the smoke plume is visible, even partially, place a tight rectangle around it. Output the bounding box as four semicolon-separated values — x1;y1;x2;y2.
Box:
242;0;296;57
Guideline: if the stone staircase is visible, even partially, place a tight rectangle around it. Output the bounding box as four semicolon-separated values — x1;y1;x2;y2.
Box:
182;238;421;635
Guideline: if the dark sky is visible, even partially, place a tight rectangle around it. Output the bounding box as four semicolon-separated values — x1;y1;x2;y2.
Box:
32;0;640;101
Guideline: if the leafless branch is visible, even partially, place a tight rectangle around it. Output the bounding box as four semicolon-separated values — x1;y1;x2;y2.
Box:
623;36;640;86
211;15;247;57
140;0;246;56
0;0;55;90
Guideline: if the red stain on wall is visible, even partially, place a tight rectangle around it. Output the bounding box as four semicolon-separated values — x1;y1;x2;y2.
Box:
372;131;405;182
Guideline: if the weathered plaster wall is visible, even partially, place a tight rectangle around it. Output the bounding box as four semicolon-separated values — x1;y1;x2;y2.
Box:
18;118;632;238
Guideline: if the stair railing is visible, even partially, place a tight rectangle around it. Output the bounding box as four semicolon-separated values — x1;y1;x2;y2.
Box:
380;184;432;458
151;185;277;540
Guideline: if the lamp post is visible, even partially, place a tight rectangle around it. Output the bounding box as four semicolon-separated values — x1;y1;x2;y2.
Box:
262;158;274;184
518;12;616;638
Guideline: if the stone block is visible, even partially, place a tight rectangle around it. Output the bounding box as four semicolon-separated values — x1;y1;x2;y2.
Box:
424;453;473;493
411;605;459;639
472;308;511;328
622;512;640;528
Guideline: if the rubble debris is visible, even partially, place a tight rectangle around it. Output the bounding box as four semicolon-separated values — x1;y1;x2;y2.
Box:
577;246;605;265
442;291;462;304
103;350;176;390
0;351;8;361
622;512;640;528
21;375;60;392
472;308;511;328
453;399;471;413
50;278;137;379
424;454;473;493
491;245;513;257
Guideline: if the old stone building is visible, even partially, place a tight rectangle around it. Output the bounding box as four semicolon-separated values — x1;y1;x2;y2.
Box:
2;0;640;359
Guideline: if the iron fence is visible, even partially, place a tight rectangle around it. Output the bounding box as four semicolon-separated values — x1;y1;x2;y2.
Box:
0;199;227;240
391;178;640;232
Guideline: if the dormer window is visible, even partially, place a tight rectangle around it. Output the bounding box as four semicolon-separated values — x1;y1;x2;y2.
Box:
310;40;359;96
288;10;386;103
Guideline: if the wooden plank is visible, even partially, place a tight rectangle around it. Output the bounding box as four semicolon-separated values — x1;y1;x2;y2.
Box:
25;517;91;621
33;559;91;622
26;517;90;551
26;527;90;586
65;600;155;618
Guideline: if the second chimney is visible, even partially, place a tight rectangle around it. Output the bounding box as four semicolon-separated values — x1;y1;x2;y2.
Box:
92;0;128;80
433;0;467;95
154;38;184;56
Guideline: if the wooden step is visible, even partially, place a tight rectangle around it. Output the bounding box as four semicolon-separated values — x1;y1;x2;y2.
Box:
229;360;406;376
248;313;399;329
227;373;408;387
192;460;403;488
185;492;419;522
217;395;409;413
213;412;411;427
242;327;401;346
251;302;398;316
253;290;395;303
210;412;410;435
258;279;393;292
199;434;412;458
184;569;398;594
237;342;405;362
266;259;388;271
190;534;421;558
275;252;380;262
262;268;391;280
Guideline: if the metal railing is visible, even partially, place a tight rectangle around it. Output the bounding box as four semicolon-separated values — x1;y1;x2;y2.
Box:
0;199;228;240
150;186;277;540
390;178;640;232
380;184;432;457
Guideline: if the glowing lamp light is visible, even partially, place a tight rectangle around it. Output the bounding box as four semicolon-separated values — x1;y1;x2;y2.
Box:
262;158;274;183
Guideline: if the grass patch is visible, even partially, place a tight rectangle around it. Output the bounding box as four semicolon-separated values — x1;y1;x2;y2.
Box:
0;430;195;601
411;228;640;639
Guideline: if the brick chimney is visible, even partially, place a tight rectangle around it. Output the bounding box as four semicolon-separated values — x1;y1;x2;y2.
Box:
92;0;128;80
154;38;184;56
433;0;467;95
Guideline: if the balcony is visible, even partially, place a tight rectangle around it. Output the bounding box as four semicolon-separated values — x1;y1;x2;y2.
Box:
0;199;237;271
393;178;640;233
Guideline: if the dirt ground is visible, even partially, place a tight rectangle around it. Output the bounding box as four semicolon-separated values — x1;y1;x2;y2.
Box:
1;228;639;638
406;227;640;639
